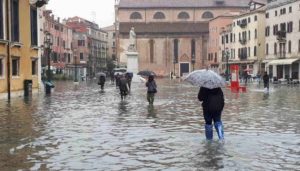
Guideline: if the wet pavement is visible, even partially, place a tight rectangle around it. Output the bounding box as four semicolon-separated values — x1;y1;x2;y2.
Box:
0;79;300;170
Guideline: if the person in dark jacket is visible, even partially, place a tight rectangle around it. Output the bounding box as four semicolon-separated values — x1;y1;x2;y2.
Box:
263;71;269;91
198;87;225;140
99;75;106;90
115;73;120;87
119;74;129;100
146;75;157;105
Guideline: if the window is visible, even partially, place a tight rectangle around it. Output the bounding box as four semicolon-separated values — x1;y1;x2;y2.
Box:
299;20;300;31
202;11;214;19
80;53;84;60
298;39;300;52
248;47;250;57
0;0;3;39
78;40;85;46
287;22;293;33
273;24;278;35
0;57;3;77
255;29;257;39
178;12;189;19
274;43;277;55
266;43;269;55
68;53;71;63
230;33;233;43
265;26;270;36
254;15;257;21
153;12;165;19
248;31;251;40
31;59;37;75
248;17;251;23
254;46;257;56
266;12;269;18
12;57;19;76
130;12;142;19
149;39;154;63
289;6;292;13
173;39;179;63
275;10;277;16
57;37;60;46
288;40;292;53
280;23;286;31
30;6;37;46
11;0;19;42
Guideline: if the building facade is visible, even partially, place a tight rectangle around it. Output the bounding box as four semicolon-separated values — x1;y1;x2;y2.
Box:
102;25;117;61
208;15;236;73
265;0;300;80
42;10;73;76
67;17;108;78
0;0;47;99
116;0;249;76
230;6;266;76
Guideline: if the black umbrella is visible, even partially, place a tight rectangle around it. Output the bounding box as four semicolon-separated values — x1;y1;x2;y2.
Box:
137;70;156;77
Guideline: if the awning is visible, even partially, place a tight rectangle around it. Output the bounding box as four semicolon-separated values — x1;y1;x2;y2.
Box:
267;58;299;66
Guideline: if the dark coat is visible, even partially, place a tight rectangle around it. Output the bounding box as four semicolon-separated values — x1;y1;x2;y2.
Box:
198;87;224;113
146;80;157;93
99;76;106;84
263;74;269;84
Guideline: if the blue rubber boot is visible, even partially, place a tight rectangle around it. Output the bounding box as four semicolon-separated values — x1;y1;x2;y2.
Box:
214;121;224;140
205;124;213;140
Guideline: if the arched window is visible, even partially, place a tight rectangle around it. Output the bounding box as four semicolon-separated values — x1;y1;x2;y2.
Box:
178;12;190;19
266;43;269;55
202;11;214;19
130;12;142;19
254;46;257;56
149;40;154;63
173;39;179;63
153;12;165;19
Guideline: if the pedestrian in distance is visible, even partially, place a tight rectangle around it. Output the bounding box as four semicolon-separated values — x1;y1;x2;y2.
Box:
115;73;120;88
110;72;115;84
125;72;133;91
146;75;157;105
198;87;225;141
263;71;270;93
119;74;129;100
98;75;106;90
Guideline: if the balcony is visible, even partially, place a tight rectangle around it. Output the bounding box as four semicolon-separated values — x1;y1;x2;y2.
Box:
276;52;286;59
239;20;247;29
30;0;49;7
239;38;247;45
239;54;247;60
277;30;286;42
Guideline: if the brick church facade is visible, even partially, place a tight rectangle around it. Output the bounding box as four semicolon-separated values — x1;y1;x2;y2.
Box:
116;0;250;76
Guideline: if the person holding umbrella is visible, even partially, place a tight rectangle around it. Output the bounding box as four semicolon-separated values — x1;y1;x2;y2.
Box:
184;69;225;140
145;75;157;105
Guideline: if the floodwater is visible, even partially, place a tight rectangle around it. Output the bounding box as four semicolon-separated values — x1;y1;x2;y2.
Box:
0;79;299;170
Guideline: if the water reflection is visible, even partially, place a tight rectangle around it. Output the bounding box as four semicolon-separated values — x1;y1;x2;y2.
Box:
0;80;299;170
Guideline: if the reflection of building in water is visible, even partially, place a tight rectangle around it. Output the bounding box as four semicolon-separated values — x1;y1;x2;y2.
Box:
115;0;249;76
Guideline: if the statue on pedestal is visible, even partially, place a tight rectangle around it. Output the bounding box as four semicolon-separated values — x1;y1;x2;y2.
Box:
128;27;136;51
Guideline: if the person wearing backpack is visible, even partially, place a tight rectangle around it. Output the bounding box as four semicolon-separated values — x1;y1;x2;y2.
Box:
198;87;225;140
146;75;157;105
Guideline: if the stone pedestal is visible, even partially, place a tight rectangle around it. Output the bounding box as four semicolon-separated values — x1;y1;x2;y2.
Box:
126;51;139;74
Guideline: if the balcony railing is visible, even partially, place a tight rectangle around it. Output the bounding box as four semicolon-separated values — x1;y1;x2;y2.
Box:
276;52;286;59
239;38;247;45
277;30;286;42
239;20;247;29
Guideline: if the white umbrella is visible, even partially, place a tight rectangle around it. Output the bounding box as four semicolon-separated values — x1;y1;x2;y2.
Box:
96;72;106;77
184;69;225;89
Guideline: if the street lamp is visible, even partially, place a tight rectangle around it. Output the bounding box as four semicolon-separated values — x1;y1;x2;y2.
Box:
44;32;53;94
225;47;230;81
73;48;78;83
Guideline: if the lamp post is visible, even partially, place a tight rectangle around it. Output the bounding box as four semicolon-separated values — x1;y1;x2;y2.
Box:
44;32;53;94
73;49;78;83
225;47;230;81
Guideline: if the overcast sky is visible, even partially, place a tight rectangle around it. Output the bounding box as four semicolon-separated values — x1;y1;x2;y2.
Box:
46;0;115;28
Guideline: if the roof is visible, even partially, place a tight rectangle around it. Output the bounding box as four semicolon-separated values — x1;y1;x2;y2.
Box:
118;0;251;8
249;0;268;5
119;22;209;35
102;25;115;31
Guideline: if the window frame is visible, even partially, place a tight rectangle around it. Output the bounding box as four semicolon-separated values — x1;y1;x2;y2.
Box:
31;58;38;75
0;56;4;78
153;12;165;20
130;12;142;20
30;6;38;46
11;0;19;42
11;57;20;77
178;11;190;20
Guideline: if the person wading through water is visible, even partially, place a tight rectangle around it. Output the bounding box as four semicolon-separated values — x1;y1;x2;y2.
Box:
146;75;157;105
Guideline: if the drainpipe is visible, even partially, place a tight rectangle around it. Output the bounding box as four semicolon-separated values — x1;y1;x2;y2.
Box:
6;0;11;100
